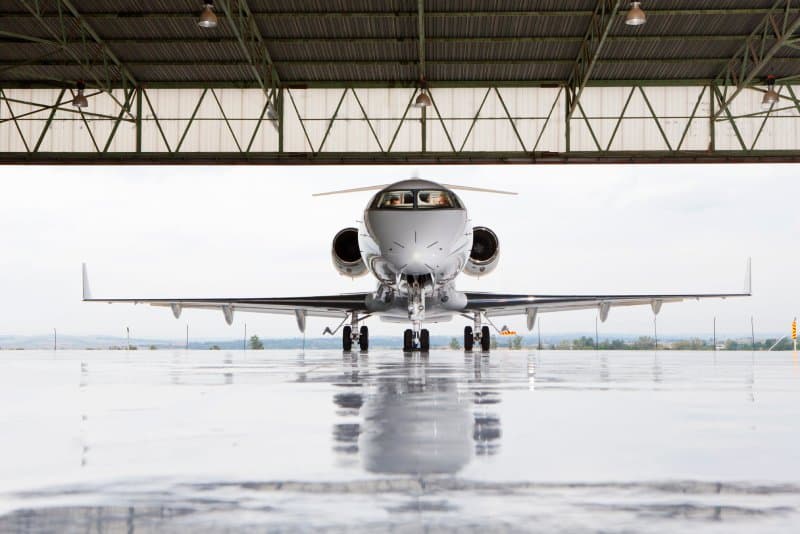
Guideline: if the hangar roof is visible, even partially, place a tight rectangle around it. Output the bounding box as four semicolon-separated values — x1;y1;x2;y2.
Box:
2;1;798;88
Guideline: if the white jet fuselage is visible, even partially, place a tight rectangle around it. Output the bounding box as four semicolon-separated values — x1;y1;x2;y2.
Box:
356;180;474;323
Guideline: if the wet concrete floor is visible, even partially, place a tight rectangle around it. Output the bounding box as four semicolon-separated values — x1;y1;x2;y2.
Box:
1;349;800;532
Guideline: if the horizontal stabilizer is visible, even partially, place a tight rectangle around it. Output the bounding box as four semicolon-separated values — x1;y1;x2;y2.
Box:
440;184;518;196
312;185;388;197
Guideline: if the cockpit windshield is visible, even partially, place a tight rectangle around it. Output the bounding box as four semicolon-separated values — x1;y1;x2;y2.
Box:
417;190;457;209
376;190;414;209
373;189;461;210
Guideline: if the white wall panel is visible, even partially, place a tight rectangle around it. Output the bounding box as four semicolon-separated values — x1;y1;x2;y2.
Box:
1;86;798;156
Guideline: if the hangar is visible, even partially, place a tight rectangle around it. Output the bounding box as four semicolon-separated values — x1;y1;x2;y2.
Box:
1;1;799;164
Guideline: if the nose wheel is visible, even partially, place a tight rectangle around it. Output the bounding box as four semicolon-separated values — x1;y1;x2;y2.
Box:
403;327;430;353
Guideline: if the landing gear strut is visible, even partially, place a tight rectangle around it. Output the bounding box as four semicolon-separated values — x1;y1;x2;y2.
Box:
342;314;368;353
402;277;430;353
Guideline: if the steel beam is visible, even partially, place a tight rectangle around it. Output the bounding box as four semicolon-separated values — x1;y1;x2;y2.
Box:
0;79;724;89
56;0;137;88
714;0;800;117
417;0;426;81
0;34;766;46
2;151;800;165
15;0;137;115
217;0;280;91
566;0;623;120
10;57;798;69
7;9;787;19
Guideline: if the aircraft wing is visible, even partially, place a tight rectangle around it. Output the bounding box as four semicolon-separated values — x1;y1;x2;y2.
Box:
464;259;752;328
82;264;367;329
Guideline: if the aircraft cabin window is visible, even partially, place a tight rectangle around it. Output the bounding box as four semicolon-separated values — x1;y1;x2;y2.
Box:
417;190;458;209
376;190;414;209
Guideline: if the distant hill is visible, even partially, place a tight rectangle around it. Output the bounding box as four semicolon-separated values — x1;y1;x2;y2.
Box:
0;332;788;350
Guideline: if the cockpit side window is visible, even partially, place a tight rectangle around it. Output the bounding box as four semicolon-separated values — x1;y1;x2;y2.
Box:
417;190;459;209
375;190;414;209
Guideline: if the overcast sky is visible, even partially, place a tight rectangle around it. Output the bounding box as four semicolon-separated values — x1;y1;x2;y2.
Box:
0;164;797;341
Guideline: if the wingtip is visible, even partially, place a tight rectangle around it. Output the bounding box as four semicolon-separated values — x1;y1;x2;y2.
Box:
82;262;91;300
744;257;752;295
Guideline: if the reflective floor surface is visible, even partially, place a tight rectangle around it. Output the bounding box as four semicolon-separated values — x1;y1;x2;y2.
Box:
1;349;800;532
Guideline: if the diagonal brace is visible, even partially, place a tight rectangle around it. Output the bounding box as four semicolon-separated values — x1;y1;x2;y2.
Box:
565;0;624;120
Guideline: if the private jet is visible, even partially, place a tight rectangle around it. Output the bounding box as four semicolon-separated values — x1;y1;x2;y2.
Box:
83;178;751;353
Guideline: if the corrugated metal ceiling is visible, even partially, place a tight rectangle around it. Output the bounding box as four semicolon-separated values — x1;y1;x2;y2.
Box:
0;0;798;86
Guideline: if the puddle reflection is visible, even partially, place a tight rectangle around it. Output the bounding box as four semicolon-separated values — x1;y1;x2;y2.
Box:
332;354;501;475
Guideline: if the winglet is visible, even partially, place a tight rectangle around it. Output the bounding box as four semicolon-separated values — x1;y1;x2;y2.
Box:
744;257;752;295
82;263;92;300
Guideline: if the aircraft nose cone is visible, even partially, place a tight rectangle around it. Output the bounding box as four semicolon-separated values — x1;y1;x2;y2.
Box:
405;247;432;273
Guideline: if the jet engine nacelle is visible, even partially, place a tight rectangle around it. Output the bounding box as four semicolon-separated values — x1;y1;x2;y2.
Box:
332;227;368;277
463;226;500;277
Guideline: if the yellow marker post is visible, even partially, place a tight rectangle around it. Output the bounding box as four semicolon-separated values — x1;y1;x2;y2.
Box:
793;318;797;353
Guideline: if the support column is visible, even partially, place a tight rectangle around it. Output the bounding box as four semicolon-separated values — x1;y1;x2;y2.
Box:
135;86;142;153
277;87;284;153
708;83;715;152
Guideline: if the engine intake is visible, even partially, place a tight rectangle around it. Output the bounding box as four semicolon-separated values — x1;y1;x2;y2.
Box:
464;226;499;277
332;227;368;277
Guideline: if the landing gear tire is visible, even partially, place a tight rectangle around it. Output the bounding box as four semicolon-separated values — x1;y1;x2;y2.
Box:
464;326;474;352
481;325;491;352
420;329;430;353
403;329;413;352
359;325;369;352
343;325;353;352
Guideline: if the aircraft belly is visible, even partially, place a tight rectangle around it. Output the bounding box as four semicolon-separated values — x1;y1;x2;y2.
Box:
375;301;456;323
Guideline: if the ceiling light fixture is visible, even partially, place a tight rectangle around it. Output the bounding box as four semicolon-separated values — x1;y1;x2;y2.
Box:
625;1;647;26
762;75;779;108
414;88;431;108
72;81;88;108
198;1;218;29
266;101;279;131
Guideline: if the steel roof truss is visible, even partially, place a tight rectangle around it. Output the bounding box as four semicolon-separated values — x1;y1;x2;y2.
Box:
566;0;623;121
15;0;136;117
715;0;800;117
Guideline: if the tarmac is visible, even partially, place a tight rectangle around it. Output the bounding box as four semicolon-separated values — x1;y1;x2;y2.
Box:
1;348;799;532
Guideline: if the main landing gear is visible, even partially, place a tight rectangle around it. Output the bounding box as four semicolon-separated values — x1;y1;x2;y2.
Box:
342;315;369;353
464;313;491;353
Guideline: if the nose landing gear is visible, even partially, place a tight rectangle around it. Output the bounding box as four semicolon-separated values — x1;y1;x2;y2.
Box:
402;328;430;353
403;325;430;353
464;313;492;354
